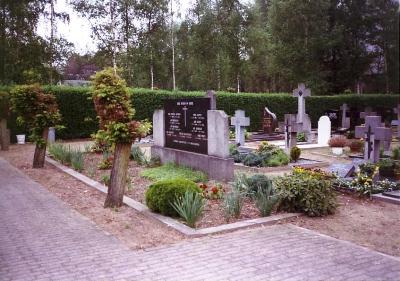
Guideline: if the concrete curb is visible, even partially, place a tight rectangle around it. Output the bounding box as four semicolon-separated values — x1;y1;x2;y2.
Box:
45;156;301;237
372;193;400;205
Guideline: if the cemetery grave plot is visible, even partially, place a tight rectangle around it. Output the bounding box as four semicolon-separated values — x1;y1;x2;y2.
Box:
58;148;281;229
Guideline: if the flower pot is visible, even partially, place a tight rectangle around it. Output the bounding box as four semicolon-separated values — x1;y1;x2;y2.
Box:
331;147;343;155
16;134;25;144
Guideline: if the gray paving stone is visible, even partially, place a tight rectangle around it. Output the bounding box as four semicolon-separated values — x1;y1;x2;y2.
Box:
1;157;400;281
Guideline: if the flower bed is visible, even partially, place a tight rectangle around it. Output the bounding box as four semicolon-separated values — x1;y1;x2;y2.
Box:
73;150;272;229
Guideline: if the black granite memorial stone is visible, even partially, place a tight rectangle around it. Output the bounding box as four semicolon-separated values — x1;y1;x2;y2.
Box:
164;98;210;154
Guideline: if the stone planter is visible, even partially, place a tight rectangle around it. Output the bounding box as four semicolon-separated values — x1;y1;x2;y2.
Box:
331;147;343;155
16;134;26;144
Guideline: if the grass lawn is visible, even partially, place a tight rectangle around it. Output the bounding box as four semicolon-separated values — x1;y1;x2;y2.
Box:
140;163;207;183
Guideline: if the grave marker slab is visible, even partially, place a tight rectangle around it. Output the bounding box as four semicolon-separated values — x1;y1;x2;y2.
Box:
152;94;234;181
360;107;377;120
340;103;350;129
317;116;331;146
262;107;278;134
284;114;302;151
164;98;210;154
231;110;250;146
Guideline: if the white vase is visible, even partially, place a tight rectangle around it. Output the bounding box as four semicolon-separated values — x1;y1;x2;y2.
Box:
16;134;26;144
331;147;343;155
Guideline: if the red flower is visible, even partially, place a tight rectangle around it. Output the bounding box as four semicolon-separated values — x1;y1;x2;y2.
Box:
211;186;218;194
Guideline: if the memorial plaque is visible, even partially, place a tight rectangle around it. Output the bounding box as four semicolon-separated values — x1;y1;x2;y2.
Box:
325;109;339;129
262;107;277;134
164;98;210;154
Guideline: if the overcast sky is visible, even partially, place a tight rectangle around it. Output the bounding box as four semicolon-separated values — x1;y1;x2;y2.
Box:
38;0;194;54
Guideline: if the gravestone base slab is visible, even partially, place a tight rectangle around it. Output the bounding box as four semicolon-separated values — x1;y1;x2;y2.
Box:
151;145;234;181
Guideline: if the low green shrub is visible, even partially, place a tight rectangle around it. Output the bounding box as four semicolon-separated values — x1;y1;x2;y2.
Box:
274;172;337;217
243;174;273;196
145;178;202;217
171;190;205;228
242;152;264;167
141;163;207;182
392;147;400;160
264;150;289;167
296;132;306;142
378;159;397;178
290;146;301;162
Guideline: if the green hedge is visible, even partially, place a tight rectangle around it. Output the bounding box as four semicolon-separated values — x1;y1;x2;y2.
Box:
0;85;398;140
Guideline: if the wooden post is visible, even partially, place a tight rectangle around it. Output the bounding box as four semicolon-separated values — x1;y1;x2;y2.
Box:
0;119;10;151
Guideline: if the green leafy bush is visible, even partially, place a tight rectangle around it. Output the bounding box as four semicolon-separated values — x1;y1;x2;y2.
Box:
378;159;397;178
264;150;289;167
290;146;301;162
243;174;273;195
242;152;264;167
141;163;207;182
171;190;205;227
296;132;306;142
145;178;202;217
392;147;400;160
274;173;337;217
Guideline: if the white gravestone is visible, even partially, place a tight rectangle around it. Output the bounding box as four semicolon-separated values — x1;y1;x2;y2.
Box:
230;110;250;146
317;116;331;146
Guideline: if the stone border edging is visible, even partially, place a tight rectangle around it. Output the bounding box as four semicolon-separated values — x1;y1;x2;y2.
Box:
45;156;300;237
372;193;400;205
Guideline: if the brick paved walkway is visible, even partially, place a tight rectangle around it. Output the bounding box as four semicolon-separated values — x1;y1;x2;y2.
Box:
1;157;399;281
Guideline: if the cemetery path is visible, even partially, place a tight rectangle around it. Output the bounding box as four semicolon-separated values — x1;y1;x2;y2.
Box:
1;157;400;281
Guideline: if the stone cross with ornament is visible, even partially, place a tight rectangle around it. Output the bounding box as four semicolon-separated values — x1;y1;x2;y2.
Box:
355;116;392;163
231;110;250;146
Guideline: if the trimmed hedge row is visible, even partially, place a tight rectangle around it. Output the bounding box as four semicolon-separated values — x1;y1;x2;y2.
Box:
0;85;398;140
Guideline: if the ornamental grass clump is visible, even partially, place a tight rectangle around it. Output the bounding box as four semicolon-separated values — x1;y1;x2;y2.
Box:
171;190;205;228
10;84;61;168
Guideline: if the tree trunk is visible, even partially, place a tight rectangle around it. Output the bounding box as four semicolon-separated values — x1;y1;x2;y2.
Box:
0;118;10;151
33;128;49;168
104;142;132;208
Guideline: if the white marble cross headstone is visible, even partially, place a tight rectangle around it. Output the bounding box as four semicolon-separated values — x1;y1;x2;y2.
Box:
231;110;250;146
292;83;311;124
340;103;350;129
